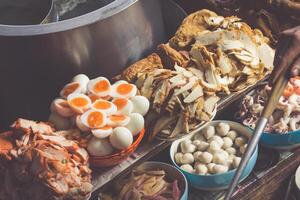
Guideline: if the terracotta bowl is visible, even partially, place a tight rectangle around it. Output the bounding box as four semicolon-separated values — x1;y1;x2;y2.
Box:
89;128;145;167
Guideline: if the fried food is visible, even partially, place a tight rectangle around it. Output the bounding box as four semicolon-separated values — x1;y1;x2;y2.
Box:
157;44;190;68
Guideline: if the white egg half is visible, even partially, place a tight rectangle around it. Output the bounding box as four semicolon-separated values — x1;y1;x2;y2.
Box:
92;126;113;139
110;82;137;98
87;77;111;97
130;96;150;116
109;127;133;150
126;113;144;136
67;93;92;114
49;112;71;130
92;99;117;115
112;98;133;115
59;82;85;99
75;115;90;132
107;115;130;127
50;98;74;117
81;109;107;129
87;137;114;156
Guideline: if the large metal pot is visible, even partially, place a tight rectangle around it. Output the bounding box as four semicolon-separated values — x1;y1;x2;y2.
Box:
0;0;186;127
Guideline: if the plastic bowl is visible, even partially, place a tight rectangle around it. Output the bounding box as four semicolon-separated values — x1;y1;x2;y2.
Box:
170;120;258;190
248;127;300;150
136;161;188;200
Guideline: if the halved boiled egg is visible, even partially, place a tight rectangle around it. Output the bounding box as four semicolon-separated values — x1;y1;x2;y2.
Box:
50;98;74;117
91;126;113;139
111;82;137;98
112;98;133;115
60;82;84;99
75;115;90;132
87;77;111;97
81;109;107;129
67;93;92;114
108;115;130;127
72;74;89;86
92;99;117;114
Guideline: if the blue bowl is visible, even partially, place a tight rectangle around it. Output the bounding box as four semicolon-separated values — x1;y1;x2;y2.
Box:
170;120;258;191
248;127;300;150
136;161;188;200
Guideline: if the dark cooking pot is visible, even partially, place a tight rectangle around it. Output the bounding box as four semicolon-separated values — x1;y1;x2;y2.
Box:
0;0;186;127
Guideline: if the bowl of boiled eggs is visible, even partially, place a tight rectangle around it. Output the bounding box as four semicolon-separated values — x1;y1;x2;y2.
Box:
48;74;150;167
170;120;258;190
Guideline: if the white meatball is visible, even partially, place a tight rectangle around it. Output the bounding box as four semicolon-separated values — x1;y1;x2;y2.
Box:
195;163;208;175
213;152;227;165
181;140;196;153
198;152;213;164
225;147;237;155
194;134;206;141
216;122;230;136
203;125;215;139
227;130;238;140
209;135;224;147
180;164;194;173
222;137;233;149
212;164;229;174
192;140;201;146
235;137;247;147
193;151;202;161
197;141;209;151
208;141;221;155
207;163;216;173
180;153;194;164
233;157;242;168
240;144;248;154
174;152;183;164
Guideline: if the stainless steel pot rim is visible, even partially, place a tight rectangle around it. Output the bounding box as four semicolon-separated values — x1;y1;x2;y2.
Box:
0;0;136;36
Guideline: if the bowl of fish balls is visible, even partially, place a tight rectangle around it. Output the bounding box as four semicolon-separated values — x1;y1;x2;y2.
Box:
170;120;258;190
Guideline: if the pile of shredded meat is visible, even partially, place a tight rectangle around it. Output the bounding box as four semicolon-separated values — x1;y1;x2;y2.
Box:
0;118;93;200
236;77;300;133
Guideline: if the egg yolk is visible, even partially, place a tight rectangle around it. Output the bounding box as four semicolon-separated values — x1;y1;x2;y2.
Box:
116;84;133;95
62;82;80;97
94;80;110;93
109;115;127;122
87;111;104;128
70;97;89;108
93;100;111;110
113;98;127;110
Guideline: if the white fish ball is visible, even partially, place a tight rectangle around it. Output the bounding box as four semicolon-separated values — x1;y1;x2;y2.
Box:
227;130;238;140
180;153;194;164
180;164;194;173
203;125;215;139
216;122;230;136
208;141;221;155
192;140;201;146
207;163;216;173
197;141;209;151
198;152;213;164
233;157;242;168
174;152;183;164
222;137;233;149
225;147;237;155
213;164;229;174
213;152;227;165
235;137;247;147
209;135;224;147
193;151;203;161
195;163;208;175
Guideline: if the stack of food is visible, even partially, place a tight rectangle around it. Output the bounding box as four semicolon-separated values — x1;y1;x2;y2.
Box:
49;74;149;156
117;9;274;139
237;77;300;133
0;118;92;200
174;122;248;175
